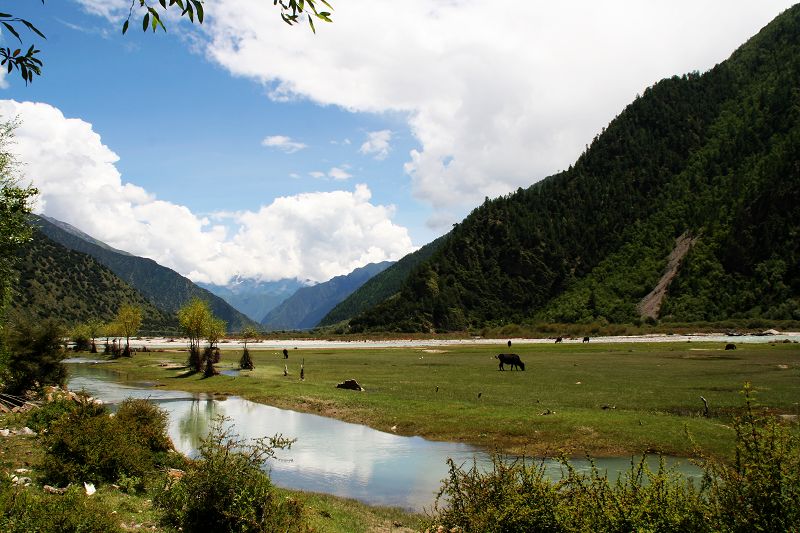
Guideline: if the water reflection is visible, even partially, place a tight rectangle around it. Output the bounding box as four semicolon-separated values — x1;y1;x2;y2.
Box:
66;363;703;511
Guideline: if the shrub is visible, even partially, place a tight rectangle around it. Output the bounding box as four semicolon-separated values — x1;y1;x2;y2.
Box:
39;398;174;487
430;456;561;532
239;347;255;370
0;317;66;395
0;482;121;533
155;416;309;533
703;383;800;531
114;398;173;454
23;397;79;433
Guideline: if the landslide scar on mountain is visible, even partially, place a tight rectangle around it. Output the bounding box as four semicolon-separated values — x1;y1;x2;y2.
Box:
637;232;698;320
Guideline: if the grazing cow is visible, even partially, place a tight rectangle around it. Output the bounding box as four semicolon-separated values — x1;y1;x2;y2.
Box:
555;337;563;343
725;343;736;351
496;353;525;371
583;337;590;343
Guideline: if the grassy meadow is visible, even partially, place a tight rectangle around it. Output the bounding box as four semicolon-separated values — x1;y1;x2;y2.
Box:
92;339;800;459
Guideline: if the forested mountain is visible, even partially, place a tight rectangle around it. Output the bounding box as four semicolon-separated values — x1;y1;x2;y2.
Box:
198;277;306;322
351;6;800;332
12;231;177;333
31;215;257;332
318;235;447;327
261;262;393;330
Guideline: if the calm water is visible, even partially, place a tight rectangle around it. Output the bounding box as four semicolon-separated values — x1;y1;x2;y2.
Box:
66;362;703;511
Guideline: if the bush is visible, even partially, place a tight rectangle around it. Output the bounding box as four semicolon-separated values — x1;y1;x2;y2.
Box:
155;416;309;533
703;383;800;532
39;398;174;487
0;317;66;395
23;397;79;433
0;482;121;533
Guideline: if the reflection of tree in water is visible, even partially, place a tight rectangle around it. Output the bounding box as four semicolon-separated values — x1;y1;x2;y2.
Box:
178;399;222;451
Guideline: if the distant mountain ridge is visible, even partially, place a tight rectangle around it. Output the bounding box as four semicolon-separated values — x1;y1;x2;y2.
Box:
318;235;446;327
31;215;257;332
350;6;800;332
261;261;393;330
13;230;178;333
198;277;308;322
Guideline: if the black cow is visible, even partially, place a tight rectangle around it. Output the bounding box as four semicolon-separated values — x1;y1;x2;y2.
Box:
725;343;736;350
555;337;563;343
583;337;590;343
496;353;525;371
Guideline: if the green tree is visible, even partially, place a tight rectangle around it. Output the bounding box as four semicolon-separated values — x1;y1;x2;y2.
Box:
203;317;226;377
1;0;333;84
86;318;104;353
115;304;142;357
178;298;212;372
0;119;38;318
238;325;260;370
0;316;66;395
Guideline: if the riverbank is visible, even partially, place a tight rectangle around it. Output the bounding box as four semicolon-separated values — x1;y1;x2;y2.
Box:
0;411;425;532
78;339;800;460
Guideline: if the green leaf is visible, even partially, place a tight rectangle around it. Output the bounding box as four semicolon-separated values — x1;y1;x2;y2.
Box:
2;22;21;43
194;1;204;23
122;19;129;34
142;13;149;32
21;19;46;39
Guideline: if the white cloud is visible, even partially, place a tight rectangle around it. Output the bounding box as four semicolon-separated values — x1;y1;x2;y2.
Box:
309;171;325;179
261;134;307;153
328;167;352;181
201;0;794;228
359;129;392;160
73;0;129;23
0;99;414;284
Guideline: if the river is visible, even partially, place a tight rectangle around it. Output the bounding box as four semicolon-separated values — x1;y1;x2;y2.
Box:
66;361;704;511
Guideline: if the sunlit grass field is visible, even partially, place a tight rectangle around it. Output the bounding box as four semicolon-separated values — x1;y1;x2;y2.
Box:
96;340;800;459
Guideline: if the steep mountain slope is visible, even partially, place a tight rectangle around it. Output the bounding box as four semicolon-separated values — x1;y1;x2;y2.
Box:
12;230;177;332
351;6;800;332
31;215;256;332
261;262;393;330
198;277;306;322
318;235;446;327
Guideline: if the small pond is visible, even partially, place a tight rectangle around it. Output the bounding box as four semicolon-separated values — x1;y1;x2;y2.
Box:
66;361;703;511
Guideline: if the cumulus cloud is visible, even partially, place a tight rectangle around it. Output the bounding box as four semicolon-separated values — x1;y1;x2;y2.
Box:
328;167;352;180
200;0;793;227
262;134;307;153
0;99;414;284
359;129;392;160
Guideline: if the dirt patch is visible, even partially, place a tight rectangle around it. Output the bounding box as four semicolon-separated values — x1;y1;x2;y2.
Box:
421;349;448;354
637;232;698;320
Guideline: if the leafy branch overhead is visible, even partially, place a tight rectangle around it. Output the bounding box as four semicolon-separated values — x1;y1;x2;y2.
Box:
124;0;333;35
2;0;334;84
0;10;45;85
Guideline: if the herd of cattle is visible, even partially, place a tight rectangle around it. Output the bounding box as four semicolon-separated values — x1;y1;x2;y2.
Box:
495;339;737;371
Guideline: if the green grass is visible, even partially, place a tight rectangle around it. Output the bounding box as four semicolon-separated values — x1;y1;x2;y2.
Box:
92;340;800;459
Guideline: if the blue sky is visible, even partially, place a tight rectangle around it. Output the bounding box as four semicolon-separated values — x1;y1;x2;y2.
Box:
1;1;795;285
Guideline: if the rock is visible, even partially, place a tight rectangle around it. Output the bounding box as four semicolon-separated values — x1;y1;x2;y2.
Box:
778;414;798;423
44;485;68;495
19;427;36;436
0;429;10;437
336;379;364;391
